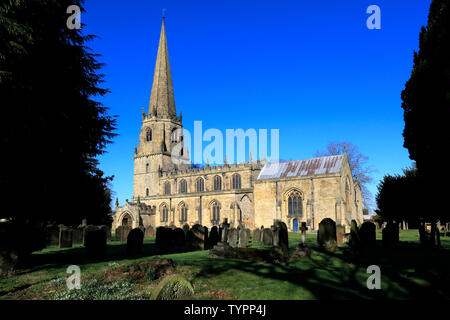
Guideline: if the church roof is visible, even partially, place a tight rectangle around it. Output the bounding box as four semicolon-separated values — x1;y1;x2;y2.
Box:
148;18;177;119
257;155;344;180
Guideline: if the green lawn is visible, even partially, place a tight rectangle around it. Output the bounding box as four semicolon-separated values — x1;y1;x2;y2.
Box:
1;230;450;300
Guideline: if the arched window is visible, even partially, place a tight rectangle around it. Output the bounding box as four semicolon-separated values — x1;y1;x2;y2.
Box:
211;201;220;224
288;190;302;218
171;128;178;143
196;178;204;192
146;163;149;173
146;188;149;197
179;203;188;222
164;182;171;195
146;128;152;142
232;174;241;190
213;176;222;191
179;180;187;193
160;204;169;222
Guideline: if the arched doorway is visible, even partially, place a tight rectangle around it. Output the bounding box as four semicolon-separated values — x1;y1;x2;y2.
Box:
293;218;298;232
122;213;132;227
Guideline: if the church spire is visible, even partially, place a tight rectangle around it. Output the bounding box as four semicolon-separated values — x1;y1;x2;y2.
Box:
148;17;177;119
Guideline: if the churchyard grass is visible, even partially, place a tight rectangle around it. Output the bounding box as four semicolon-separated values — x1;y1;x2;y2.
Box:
1;230;449;299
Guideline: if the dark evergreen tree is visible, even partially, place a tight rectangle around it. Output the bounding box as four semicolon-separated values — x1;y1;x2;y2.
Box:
401;0;450;226
0;0;116;234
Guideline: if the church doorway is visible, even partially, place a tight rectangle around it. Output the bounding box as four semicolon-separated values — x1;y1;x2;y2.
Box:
293;219;298;232
122;213;132;227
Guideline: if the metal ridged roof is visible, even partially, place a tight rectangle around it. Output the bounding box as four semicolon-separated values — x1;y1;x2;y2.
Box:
257;155;344;180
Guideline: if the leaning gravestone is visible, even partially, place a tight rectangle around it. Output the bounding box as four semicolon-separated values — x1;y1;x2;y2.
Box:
127;228;144;256
359;221;376;248
252;229;261;243
317;218;337;252
149;275;194;300
382;221;399;248
274;220;289;256
262;228;273;245
187;224;205;250
84;228;107;257
59;225;73;248
336;225;345;247
46;225;60;246
145;225;154;237
238;228;249;248
72;227;84;244
229;228;238;247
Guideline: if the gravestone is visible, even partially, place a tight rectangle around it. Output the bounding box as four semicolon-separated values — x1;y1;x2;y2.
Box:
349;220;361;252
99;225;111;242
209;226;220;248
262;228;273;245
127;228;144;255
149;275;194;300
173;228;186;249
155;226;166;251
187;224;205;250
382;221;399;248
291;222;311;260
317;218;337;252
203;226;209;249
245;228;251;240
145;225;154;237
271;220;289;257
238;228;249;248
72;227;84;244
253;229;261;243
359;221;376;248
115;226;131;242
84;228;107;257
59;225;73;248
229;228;238;247
336;225;345;247
46;225;60;246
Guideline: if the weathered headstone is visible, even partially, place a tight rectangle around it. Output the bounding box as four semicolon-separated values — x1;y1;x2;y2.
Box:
229;228;238;247
349;220;361;252
187;224;205;250
84;228;107;257
72;227;84;244
203;226;209;250
145;225;154;237
252;229;261;243
182;224;190;236
317;218;337;252
359;221;376;248
127;228;144;255
238;228;249;248
155;226;167;251
271;220;289;257
262;228;273;245
149;275;194;300
336;225;345;247
59;225;73;248
115;226;131;242
46;225;60;246
99;225;111;242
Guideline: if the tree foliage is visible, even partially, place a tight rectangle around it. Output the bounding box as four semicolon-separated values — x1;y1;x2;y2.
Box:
401;0;450;216
314;142;375;209
0;0;116;226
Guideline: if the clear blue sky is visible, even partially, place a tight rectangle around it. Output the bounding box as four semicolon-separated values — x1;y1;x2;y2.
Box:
81;0;432;211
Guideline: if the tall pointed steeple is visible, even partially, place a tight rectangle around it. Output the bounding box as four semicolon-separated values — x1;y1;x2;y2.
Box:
148;17;177;119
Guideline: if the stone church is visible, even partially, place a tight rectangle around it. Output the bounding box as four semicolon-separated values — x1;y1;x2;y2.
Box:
112;18;364;233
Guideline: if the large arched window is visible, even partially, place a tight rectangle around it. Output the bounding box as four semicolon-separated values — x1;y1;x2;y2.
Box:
179;180;187;193
179;203;188;222
288;190;302;218
196;178;204;192
213;176;222;191
211;201;220;224
146;128;152;142
160;204;169;222
232;174;241;190
164;182;171;195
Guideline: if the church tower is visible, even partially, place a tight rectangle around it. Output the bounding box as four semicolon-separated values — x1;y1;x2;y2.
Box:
133;18;188;200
